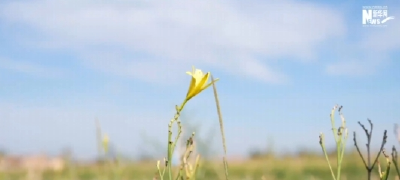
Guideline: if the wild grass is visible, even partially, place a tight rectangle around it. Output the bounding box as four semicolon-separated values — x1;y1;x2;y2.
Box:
319;105;348;180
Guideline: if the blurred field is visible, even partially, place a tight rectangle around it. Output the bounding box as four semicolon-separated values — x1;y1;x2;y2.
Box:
0;150;398;180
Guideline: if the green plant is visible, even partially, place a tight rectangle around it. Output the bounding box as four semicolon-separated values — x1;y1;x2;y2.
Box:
377;149;391;180
391;146;400;179
392;125;400;179
95;120;122;180
319;105;349;180
154;66;219;180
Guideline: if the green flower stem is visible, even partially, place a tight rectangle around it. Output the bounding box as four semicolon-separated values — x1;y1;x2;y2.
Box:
167;101;187;180
336;142;341;180
383;163;391;180
320;134;336;180
337;139;345;179
157;161;163;180
320;105;348;180
168;121;173;180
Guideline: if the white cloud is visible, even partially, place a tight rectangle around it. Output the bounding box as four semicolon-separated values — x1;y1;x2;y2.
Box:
325;10;400;76
0;0;346;83
0;58;64;78
326;60;374;76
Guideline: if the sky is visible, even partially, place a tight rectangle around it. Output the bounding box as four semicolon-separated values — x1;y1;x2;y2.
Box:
0;0;399;160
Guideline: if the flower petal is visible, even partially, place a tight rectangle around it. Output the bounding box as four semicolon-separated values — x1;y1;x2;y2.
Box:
186;76;197;99
197;72;210;90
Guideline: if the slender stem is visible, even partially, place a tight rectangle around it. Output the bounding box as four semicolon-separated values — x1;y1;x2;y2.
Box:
393;146;400;178
338;134;348;180
211;75;229;180
353;132;368;168
321;143;336;180
367;134;371;179
168;124;173;180
354;120;387;180
336;139;341;180
155;161;163;179
167;101;187;180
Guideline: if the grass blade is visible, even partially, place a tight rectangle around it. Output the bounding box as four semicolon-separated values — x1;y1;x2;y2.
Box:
211;75;229;180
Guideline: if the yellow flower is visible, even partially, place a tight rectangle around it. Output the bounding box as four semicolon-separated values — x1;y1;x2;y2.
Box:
102;134;110;153
185;66;219;101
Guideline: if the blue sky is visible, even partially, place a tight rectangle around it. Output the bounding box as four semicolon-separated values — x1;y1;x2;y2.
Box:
0;0;399;160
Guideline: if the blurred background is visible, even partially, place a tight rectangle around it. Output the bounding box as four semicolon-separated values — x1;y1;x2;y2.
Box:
0;0;399;179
